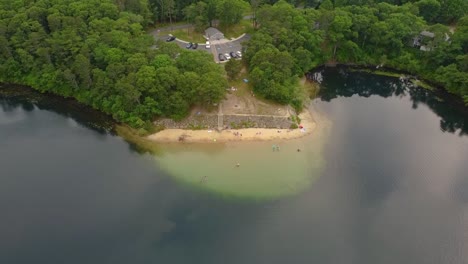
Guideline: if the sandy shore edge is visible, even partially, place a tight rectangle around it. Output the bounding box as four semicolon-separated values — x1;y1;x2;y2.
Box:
147;111;317;143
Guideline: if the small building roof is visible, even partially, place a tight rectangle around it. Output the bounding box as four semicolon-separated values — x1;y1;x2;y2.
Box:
205;27;224;40
420;45;432;51
420;31;435;38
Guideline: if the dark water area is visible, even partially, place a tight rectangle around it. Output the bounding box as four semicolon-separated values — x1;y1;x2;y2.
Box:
0;84;115;134
1;70;468;264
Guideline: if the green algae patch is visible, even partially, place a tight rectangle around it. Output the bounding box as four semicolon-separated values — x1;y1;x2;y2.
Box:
154;116;331;200
411;79;435;91
371;70;403;78
349;68;403;78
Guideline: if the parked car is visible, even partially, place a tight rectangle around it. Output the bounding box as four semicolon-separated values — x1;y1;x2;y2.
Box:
224;53;231;60
236;51;242;58
218;53;226;61
166;36;176;42
192;43;198;49
186;42;193;49
229;51;237;58
205;41;211;49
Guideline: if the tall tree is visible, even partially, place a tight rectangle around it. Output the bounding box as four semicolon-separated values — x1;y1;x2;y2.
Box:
217;0;249;26
225;59;243;80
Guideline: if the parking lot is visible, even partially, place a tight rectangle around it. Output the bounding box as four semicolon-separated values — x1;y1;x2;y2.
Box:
155;33;212;53
150;28;250;63
211;35;250;63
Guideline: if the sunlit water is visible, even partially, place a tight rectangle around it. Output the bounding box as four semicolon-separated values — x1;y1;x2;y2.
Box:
1;69;468;263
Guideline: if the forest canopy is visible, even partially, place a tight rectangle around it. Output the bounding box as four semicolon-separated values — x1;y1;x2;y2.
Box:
0;0;227;130
242;0;467;106
0;0;467;131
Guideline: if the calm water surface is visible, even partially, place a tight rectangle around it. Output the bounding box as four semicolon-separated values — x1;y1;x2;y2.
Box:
1;69;468;264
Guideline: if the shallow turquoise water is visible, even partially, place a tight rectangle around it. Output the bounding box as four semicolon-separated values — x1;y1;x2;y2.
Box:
154;121;328;199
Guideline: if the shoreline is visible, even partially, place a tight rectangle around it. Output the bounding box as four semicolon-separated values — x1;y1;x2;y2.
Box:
311;63;445;92
147;111;316;143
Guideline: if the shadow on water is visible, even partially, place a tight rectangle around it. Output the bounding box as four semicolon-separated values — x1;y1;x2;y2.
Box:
312;67;468;135
0;84;228;158
0;83;115;135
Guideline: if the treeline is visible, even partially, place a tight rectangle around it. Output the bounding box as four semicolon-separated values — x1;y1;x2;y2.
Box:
145;0;465;28
183;0;249;31
150;0;249;29
333;0;466;24
244;0;468;106
0;0;227;130
265;0;466;24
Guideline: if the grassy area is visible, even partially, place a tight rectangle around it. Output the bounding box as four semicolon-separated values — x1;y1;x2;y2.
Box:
170;28;207;43
226;67;290;115
227;71;251;97
220;20;254;39
147;21;189;31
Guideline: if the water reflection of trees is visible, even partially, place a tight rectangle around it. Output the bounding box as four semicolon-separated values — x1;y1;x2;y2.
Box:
315;68;468;136
0;85;114;134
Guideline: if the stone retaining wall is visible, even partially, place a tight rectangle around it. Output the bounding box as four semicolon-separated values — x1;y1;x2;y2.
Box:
154;114;293;129
154;114;218;129
224;115;292;129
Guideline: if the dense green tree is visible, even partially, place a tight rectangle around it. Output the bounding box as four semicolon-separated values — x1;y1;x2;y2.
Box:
216;0;249;26
249;47;296;103
438;0;467;24
319;0;334;10
242;0;467;106
416;0;440;23
0;0;228;129
436;64;468;96
205;0;220;27
250;0;263;28
225;59;243;80
197;71;228;105
1;0;467;128
183;1;209;32
327;10;353;60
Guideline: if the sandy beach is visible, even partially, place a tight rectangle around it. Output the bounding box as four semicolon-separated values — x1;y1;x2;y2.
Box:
147;111;317;143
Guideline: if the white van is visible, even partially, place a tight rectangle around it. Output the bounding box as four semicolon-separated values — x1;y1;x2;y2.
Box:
205;41;211;49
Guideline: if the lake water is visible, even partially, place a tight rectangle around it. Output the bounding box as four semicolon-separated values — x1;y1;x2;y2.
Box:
1;69;468;263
